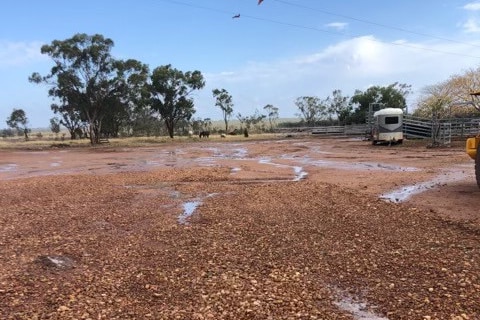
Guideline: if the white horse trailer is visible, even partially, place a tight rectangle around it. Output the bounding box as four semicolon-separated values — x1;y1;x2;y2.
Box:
371;108;403;145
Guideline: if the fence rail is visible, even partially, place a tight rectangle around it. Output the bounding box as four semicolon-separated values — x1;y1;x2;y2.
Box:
276;116;480;141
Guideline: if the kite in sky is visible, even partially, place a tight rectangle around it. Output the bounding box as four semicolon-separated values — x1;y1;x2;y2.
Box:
258;0;264;4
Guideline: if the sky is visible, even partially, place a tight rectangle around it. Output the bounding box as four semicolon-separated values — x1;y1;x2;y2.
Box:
2;0;480;128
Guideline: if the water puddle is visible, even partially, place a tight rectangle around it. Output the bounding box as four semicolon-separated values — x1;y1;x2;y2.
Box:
178;201;201;224
293;157;419;172
293;166;308;181
37;255;76;270
178;193;217;224
231;167;241;174
0;164;17;172
333;289;389;320
335;299;388;320
380;169;470;203
195;146;249;166
258;158;308;181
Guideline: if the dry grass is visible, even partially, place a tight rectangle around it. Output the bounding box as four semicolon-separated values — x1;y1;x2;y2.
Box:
0;133;289;150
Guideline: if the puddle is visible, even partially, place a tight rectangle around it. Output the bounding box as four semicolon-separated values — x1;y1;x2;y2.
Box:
178;193;218;224
259;159;308;181
178;201;201;224
335;299;388;320
333;289;389;320
195;146;249;166
293;166;308;181
231;167;241;174
37;255;76;269
0;164;17;172
295;157;419;172
380;169;470;203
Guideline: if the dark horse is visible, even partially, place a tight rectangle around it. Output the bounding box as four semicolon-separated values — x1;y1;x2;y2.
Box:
199;131;210;138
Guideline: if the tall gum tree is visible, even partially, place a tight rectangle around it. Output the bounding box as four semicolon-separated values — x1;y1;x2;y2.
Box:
29;33;148;144
147;64;205;138
295;96;327;126
6;108;29;140
349;82;411;124
263;104;279;132
212;88;234;132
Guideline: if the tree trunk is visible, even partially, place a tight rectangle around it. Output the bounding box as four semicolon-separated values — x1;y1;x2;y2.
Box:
89;124;96;145
165;119;175;138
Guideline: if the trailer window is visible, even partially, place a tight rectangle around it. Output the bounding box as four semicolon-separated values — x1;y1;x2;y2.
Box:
385;116;399;124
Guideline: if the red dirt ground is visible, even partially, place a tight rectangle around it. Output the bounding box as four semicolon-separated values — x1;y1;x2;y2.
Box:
1;136;479;319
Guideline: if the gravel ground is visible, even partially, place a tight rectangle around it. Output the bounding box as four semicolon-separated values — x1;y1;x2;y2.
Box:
1;138;479;319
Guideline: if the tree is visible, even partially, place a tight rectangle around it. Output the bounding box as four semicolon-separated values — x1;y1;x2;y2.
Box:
349;82;411;124
130;107;163;137
294;96;327;126
263;104;279;131
212;88;234;132
51;102;85;139
30;33;148;144
414;68;480;118
326;90;353;124
413;82;453;118
190;117;212;135
49;117;61;137
146;64;205;138
236;110;266;131
6;108;29;140
101;59;149;138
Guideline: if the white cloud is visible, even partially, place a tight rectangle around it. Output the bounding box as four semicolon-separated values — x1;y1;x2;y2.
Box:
462;18;480;33
463;2;480;11
195;35;480;120
0;40;46;67
461;2;480;33
325;22;348;31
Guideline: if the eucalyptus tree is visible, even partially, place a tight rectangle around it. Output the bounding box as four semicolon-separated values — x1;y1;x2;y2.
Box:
212;88;234;132
29;33;149;144
263;104;279;131
6;108;30;140
326;90;353;124
50;101;85;139
49;117;61;136
147;64;205;138
294;96;327;126
349;82;411;124
237;109;266;131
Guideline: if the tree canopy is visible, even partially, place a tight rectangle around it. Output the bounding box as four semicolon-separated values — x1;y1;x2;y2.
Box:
295;96;327;126
6;108;29;140
349;82;411;124
326;90;352;124
30;33;148;144
263;104;279;131
147;64;205;138
212;88;234;132
414;67;480;118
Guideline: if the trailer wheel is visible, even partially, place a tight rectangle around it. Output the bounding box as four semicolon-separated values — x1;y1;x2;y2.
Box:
476;143;480;188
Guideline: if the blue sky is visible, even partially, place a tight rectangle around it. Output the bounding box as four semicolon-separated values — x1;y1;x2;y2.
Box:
2;0;480;128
